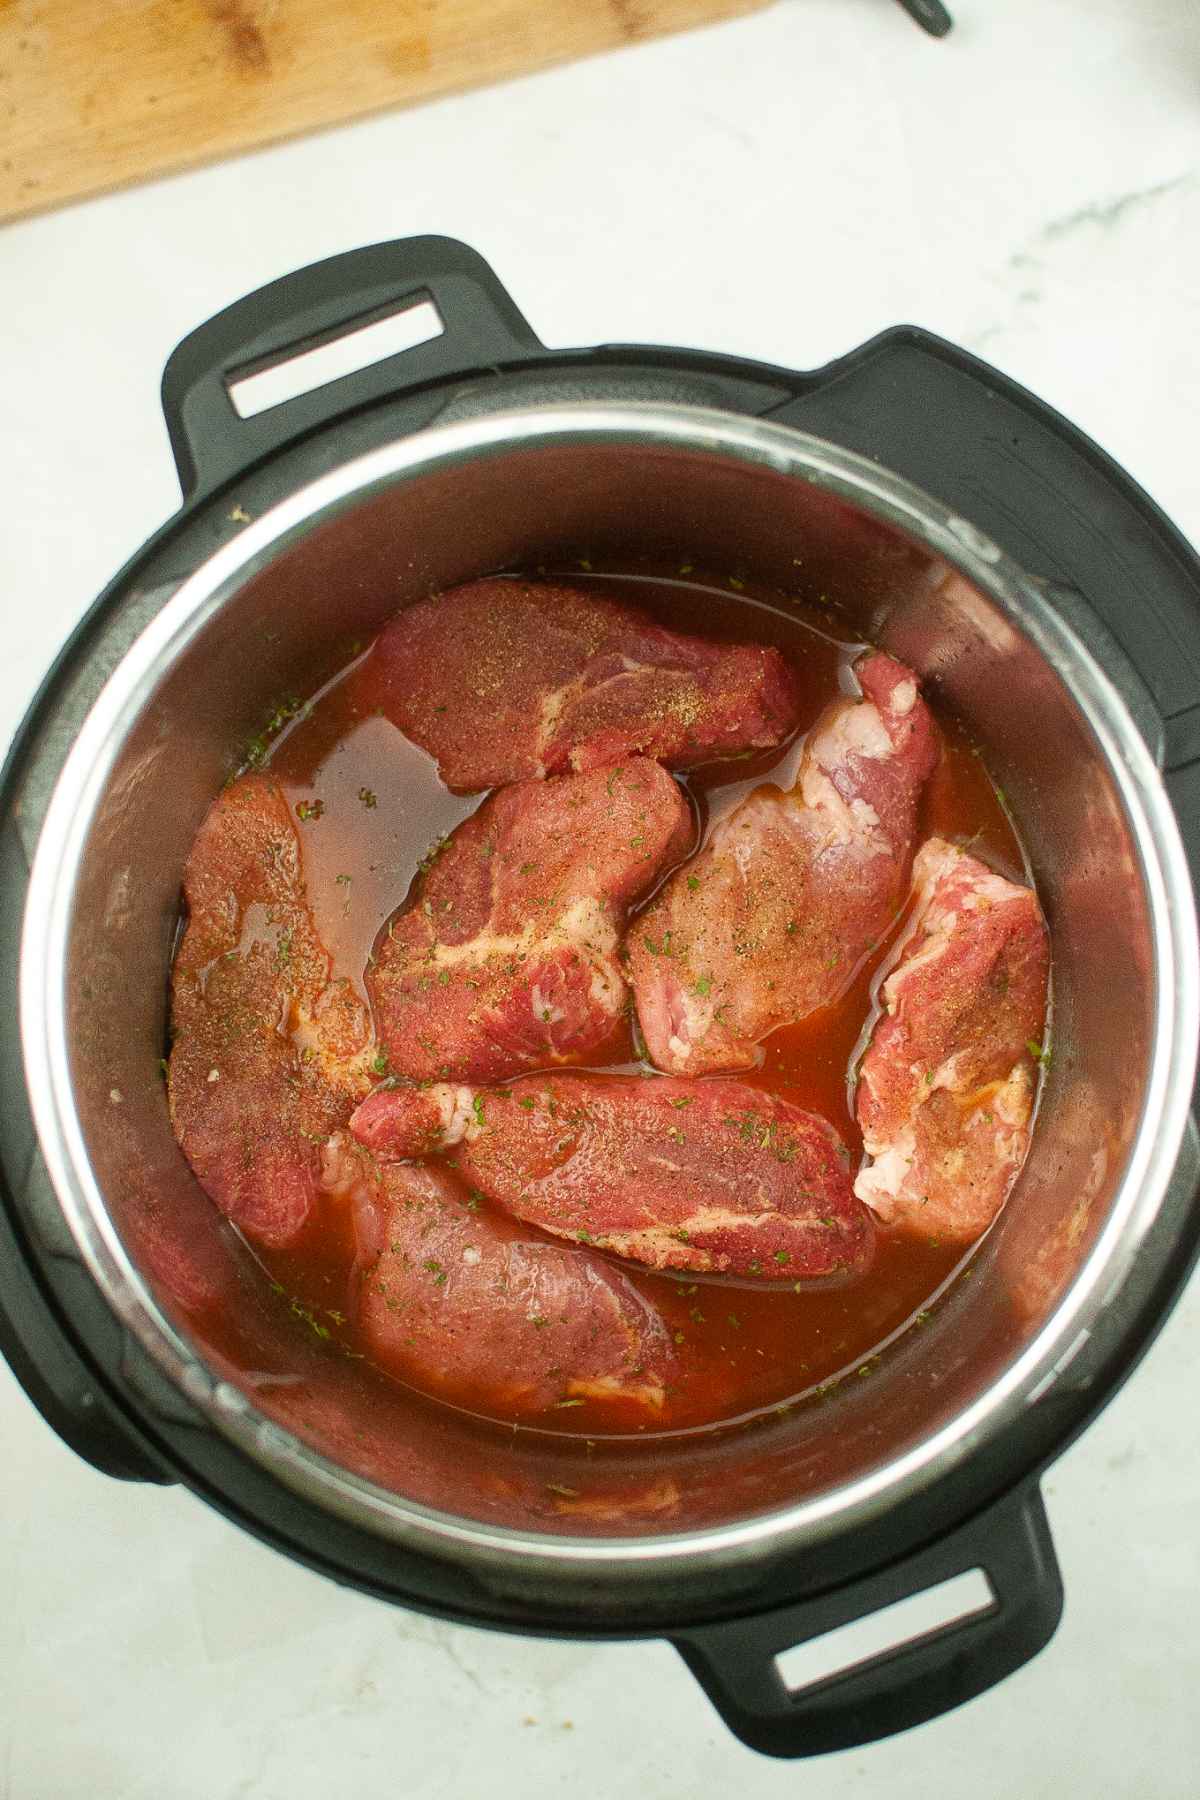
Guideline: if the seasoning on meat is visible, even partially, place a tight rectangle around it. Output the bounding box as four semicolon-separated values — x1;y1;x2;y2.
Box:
367;758;692;1083
167;776;373;1248
629;651;939;1074
326;1136;679;1415
854;838;1050;1242
166;568;1051;1436
372;579;802;790
349;1073;873;1283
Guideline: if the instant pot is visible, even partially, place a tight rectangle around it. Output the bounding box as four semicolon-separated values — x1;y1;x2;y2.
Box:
3;238;1198;1758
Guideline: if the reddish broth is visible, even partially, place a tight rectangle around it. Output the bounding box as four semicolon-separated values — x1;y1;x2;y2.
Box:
212;567;1026;1440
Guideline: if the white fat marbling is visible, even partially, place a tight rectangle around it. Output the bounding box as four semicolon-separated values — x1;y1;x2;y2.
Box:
2;1;1198;1794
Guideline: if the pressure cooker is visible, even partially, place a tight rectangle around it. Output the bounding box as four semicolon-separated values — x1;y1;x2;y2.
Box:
2;237;1197;1757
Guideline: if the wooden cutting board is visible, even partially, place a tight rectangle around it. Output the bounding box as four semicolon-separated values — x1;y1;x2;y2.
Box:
0;0;767;223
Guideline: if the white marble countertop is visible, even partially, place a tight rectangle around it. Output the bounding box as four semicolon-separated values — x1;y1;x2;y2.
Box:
3;1;1199;1793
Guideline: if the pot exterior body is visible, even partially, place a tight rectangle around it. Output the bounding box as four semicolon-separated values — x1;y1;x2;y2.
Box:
3;241;1199;1755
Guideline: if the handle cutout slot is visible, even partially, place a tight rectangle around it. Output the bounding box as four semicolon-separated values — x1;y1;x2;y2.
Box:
775;1567;994;1695
227;298;445;419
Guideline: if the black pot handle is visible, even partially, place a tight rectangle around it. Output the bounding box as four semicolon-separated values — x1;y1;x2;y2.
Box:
671;1483;1062;1758
161;236;544;500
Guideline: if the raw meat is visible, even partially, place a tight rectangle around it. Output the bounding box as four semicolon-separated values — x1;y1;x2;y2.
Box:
168;776;373;1248
367;758;692;1083
629;651;939;1075
854;838;1050;1243
323;1136;679;1416
350;1073;872;1283
373;579;802;791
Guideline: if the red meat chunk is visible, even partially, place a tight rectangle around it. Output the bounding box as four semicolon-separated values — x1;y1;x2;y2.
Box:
630;651;939;1075
367;758;692;1083
323;1136;679;1416
373;579;802;791
350;1074;872;1283
854;838;1050;1243
168;776;373;1248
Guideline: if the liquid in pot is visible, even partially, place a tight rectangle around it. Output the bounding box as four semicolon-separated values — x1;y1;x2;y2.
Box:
184;564;1028;1442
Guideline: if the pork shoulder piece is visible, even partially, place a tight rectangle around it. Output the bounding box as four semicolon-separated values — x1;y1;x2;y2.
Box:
350;1074;872;1283
325;1136;679;1416
373;579;802;790
854;838;1050;1243
368;758;692;1083
630;651;940;1075
168;776;373;1248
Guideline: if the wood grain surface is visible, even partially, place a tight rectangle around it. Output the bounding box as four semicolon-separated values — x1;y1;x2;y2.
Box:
0;0;767;223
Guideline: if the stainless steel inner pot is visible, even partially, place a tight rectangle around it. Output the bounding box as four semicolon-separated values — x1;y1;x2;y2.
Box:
19;403;1199;1590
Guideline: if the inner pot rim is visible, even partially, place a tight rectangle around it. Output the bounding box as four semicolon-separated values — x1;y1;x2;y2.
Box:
20;401;1200;1578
